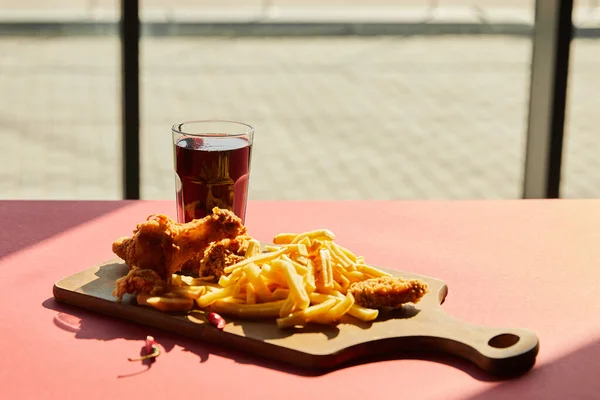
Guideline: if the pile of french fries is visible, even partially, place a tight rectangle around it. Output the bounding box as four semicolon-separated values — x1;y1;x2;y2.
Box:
137;229;392;329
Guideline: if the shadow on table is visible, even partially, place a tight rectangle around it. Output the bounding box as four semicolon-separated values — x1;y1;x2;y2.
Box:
463;337;600;400
43;297;509;381
0;200;131;260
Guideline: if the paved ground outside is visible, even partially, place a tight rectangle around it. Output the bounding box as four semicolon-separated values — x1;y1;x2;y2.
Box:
0;0;537;11
2;32;599;202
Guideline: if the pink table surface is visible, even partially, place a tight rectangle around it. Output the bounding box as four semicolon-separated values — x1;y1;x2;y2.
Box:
1;199;600;399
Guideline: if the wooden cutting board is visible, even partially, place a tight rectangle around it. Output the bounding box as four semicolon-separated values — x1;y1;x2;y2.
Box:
53;259;539;377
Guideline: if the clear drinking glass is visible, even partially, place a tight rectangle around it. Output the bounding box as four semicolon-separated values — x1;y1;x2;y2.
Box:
171;120;254;224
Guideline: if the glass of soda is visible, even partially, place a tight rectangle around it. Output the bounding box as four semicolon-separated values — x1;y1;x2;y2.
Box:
171;120;254;224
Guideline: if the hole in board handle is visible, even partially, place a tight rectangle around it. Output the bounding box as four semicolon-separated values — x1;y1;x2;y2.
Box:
488;333;520;349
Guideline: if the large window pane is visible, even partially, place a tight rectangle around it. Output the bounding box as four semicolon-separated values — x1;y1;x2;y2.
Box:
562;38;600;198
141;35;532;200
0;36;120;199
1;1;543;201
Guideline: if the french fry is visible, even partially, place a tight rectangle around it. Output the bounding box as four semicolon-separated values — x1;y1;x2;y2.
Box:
282;255;308;275
260;264;288;288
348;304;379;321
290;229;335;244
245;239;262;258
298;237;311;247
218;275;230;287
271;288;290;301
317;248;334;290
333;243;358;262
219;267;243;287
246;283;256;304
179;275;196;285
309;292;339;304
356;264;392;278
281;243;308;256
264;245;281;252
172;274;211;287
339;274;351;291
169;285;206;299
136;293;152;306
295;255;309;265
273;233;297;245
220;274;247;291
320;288;345;299
173;274;219;287
332;280;345;294
331;263;343;282
273;260;310;310
233;291;247;301
326;292;355;321
345;270;369;282
219;296;244;304
223;248;287;274
276;298;337;329
326;242;353;269
144;296;195;312
243;263;272;301
204;285;219;294
294;243;309;256
170;275;185;287
279;295;296;318
236;276;248;288
196;286;236;308
210;299;285;318
231;282;243;300
304;259;316;294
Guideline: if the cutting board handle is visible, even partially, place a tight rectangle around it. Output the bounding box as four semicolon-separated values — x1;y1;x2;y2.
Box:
411;309;540;376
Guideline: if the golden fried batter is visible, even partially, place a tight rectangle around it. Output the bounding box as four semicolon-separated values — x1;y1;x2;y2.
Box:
176;234;250;277
348;276;428;309
198;235;250;279
112;208;246;280
112;267;167;300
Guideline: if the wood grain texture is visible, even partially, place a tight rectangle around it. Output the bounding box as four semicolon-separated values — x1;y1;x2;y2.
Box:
53;260;539;377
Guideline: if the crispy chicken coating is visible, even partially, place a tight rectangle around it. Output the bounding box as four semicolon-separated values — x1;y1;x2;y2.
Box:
112;267;166;300
198;235;250;279
348;276;428;309
177;234;250;277
112;208;246;280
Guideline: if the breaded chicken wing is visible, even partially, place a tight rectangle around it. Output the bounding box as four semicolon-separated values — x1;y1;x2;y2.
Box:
112;267;166;300
348;276;428;309
112;208;246;280
198;235;250;279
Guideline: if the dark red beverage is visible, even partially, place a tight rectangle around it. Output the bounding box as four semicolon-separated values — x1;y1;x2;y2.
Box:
175;136;252;223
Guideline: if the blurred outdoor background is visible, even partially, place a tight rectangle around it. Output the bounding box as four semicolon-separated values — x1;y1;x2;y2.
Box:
1;0;599;201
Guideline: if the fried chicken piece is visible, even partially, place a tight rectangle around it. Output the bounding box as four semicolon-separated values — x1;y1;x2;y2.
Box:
197;235;250;279
112;208;246;280
112;267;167;301
348;276;428;309
173;234;251;276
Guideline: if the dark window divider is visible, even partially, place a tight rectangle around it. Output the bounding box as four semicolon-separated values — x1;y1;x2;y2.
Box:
121;0;140;200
